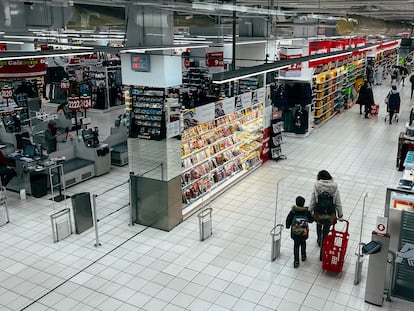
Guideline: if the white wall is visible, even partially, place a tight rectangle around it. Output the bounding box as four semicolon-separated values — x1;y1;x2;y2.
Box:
121;54;182;87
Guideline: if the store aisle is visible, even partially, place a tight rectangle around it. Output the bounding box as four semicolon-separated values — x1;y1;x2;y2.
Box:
1;81;413;311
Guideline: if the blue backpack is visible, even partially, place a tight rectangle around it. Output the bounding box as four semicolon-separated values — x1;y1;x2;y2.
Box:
291;213;309;237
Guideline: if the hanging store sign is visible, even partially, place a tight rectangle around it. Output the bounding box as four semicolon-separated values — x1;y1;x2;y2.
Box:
0;58;46;78
206;51;224;74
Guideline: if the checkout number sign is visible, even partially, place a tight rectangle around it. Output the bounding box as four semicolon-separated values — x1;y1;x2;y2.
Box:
131;54;150;72
376;216;388;235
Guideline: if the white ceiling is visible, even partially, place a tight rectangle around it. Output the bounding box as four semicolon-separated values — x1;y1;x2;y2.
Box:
1;0;413;48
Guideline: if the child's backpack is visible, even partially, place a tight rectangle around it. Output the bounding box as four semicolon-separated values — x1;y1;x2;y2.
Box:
291;213;309;237
314;191;335;215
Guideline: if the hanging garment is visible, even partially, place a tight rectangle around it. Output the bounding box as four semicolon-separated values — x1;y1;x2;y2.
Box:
300;83;313;106
282;109;294;132
272;84;289;109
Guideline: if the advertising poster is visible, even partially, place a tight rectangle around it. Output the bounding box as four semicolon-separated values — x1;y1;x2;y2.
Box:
257;87;266;104
221;97;235;115
241;92;252;109
195;102;215;124
166;120;180;138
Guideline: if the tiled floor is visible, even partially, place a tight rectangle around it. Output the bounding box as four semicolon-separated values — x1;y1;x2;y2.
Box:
1;79;414;311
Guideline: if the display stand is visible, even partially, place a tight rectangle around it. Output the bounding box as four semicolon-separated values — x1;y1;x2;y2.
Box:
129;86;166;140
270;110;286;161
181;102;264;209
49;164;67;203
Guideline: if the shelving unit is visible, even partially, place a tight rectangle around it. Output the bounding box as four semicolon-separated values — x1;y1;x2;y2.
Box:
165;97;181;122
313;59;364;126
313;67;345;125
238;77;259;94
181;102;264;208
130;87;166;140
182;68;209;91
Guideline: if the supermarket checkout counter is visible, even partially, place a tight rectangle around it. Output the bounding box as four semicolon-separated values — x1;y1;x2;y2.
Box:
6;145;60;197
103;124;128;166
48;127;110;187
31;114;73;147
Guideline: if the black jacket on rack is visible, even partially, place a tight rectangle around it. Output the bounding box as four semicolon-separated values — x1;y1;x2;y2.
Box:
293;106;308;134
271;84;289;110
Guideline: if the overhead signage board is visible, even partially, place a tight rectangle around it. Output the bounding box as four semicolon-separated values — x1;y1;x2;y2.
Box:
131;54;151;72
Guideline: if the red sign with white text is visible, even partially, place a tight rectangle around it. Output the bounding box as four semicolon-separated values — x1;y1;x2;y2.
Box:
206;52;224;67
0;58;47;78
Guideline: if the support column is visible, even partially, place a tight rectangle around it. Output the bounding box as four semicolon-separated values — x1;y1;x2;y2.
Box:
125;6;174;47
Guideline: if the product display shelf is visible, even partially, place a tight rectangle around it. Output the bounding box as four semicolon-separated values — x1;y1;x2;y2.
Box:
182;67;209;91
238;77;259;94
129;86;166;140
181;103;264;208
313;67;346;125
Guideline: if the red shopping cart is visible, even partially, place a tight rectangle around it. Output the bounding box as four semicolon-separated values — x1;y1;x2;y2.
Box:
322;219;350;273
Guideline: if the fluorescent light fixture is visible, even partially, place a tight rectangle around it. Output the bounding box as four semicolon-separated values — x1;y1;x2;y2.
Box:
236;40;268;45
121;44;210;53
0;51;94;61
48;44;94;50
213;65;290;84
192;2;295;16
174;40;213;44
0;41;25;45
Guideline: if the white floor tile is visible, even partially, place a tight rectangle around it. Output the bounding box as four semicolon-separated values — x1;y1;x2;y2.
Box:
2;84;414;311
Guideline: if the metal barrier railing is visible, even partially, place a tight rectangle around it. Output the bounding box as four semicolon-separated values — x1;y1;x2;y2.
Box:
91;179;130;247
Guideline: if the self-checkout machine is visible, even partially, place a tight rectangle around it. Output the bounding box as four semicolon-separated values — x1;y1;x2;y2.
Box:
363;214;392;306
384;185;414;302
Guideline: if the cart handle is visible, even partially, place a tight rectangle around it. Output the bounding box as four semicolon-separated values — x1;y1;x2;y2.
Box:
333;219;349;233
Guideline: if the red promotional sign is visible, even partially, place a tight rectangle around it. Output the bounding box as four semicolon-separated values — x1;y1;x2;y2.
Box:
0;58;46;78
206;51;224;67
0;44;6;51
308;53;350;68
309;40;333;55
279;53;302;71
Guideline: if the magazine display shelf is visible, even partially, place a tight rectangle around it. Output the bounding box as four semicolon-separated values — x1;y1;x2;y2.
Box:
181;102;264;213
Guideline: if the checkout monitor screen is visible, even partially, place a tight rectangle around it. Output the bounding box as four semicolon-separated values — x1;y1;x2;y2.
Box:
23;144;36;158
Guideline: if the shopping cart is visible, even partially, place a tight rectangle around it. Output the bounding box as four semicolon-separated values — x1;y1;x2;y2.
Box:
322;219;350;273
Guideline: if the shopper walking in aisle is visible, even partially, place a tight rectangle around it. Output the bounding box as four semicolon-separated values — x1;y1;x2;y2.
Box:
386;85;401;124
309;170;343;261
410;74;414;98
286;196;313;268
391;65;399;85
356;80;375;118
400;65;409;86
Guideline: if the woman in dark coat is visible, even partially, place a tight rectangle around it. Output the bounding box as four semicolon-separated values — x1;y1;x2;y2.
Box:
356;81;375;118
